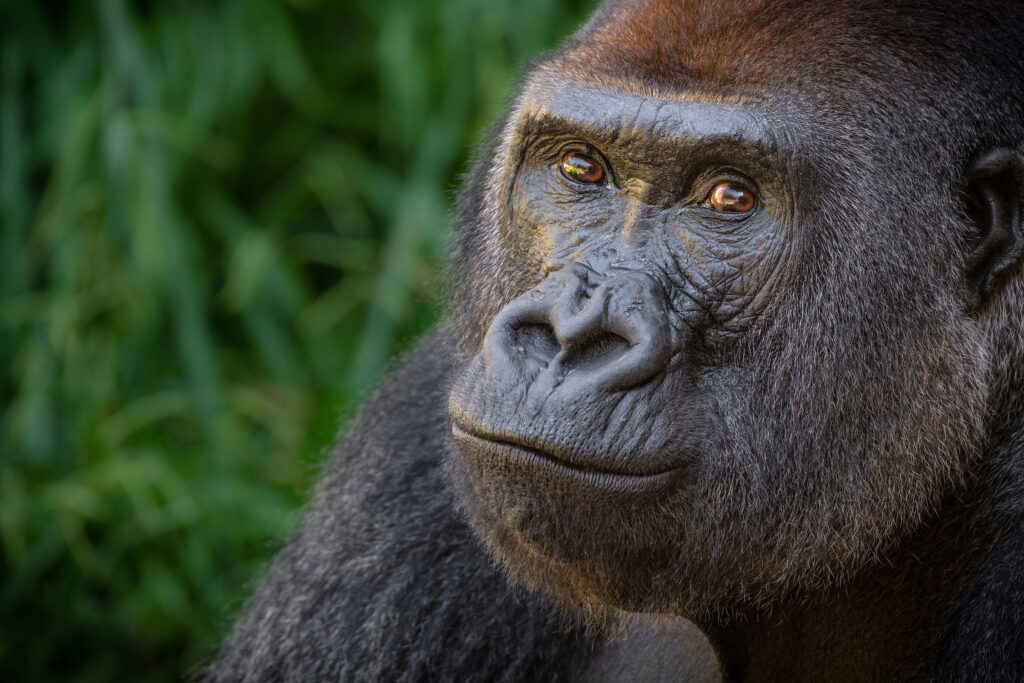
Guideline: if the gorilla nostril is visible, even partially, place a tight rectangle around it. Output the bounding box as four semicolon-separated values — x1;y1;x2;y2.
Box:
511;323;561;366
564;331;631;374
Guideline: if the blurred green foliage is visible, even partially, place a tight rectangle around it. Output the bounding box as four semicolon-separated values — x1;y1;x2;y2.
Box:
0;1;595;680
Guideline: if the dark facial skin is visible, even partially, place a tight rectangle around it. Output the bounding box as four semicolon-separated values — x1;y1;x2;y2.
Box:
448;63;993;621
453;84;792;474
448;87;790;614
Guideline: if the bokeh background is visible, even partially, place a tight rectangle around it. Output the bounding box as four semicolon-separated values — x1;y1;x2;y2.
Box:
0;1;596;680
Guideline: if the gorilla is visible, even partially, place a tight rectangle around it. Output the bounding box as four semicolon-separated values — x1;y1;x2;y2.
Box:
209;1;1024;680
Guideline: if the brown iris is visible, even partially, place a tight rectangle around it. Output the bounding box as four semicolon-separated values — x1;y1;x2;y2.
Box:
560;152;605;184
705;182;756;213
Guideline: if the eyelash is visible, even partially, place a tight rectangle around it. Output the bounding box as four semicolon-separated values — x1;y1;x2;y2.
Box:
693;170;758;200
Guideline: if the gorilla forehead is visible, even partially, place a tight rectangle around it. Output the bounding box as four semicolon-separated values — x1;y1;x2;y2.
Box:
518;79;777;144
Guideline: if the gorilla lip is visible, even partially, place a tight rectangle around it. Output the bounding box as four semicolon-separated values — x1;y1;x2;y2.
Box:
451;421;681;484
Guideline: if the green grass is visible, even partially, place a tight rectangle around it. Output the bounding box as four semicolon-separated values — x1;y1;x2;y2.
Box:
0;1;596;680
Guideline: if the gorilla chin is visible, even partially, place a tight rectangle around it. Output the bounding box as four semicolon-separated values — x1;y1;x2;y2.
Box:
449;419;696;618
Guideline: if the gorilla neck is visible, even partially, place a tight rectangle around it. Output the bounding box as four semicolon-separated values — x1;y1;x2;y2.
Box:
699;483;1003;681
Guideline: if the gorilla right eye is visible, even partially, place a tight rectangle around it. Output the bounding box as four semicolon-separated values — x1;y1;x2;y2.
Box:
559;151;605;184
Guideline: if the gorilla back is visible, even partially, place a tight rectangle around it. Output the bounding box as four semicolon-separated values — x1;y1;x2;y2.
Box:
210;2;1024;681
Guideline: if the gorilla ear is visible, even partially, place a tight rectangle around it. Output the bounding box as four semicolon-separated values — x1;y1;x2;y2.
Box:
964;148;1024;307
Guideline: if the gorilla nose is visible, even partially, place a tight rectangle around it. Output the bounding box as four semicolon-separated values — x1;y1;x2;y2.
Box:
484;263;672;394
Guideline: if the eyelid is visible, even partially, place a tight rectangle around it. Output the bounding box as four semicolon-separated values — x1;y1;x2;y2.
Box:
694;170;759;202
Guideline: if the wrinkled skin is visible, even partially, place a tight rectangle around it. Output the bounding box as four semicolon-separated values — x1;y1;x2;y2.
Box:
210;2;1024;681
449;68;987;620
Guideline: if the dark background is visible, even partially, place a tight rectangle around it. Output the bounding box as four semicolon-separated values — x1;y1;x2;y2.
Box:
0;1;596;680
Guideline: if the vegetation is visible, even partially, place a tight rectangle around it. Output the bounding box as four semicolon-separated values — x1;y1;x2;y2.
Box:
0;1;595;680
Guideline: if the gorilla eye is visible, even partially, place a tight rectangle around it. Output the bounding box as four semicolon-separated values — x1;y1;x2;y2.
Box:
704;182;757;213
560;152;605;184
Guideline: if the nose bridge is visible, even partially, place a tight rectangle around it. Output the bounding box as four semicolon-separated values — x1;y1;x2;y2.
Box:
622;178;656;246
556;201;665;269
554;240;637;280
552;180;666;262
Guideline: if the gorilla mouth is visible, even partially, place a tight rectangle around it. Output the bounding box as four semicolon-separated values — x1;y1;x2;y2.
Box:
451;420;681;484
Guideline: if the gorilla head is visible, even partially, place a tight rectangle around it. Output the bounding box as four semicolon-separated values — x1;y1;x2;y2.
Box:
447;0;1024;622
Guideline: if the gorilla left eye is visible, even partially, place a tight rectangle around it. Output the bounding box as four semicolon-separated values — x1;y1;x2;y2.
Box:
703;182;757;213
560;152;605;184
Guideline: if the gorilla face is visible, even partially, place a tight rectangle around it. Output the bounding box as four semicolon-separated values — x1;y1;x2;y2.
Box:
453;84;791;476
447;67;989;619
